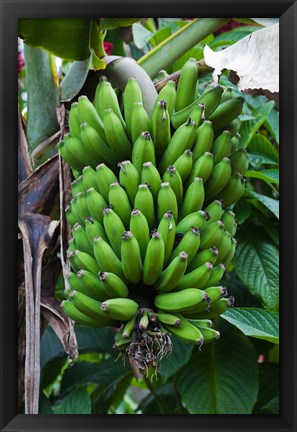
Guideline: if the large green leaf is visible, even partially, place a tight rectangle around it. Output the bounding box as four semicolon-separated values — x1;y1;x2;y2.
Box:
246;169;279;186
239;102;274;148
159;335;193;382
222;307;279;344
138;383;186;414
247;134;279;166
234;229;279;311
60;358;130;396
177;320;259;414
60;58;92;101
24;45;59;153
19;19;92;60
253;363;279;413
246;190;279;219
54;387;91;414
138;18;227;78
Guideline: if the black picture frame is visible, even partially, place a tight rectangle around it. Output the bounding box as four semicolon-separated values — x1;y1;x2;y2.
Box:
1;1;296;431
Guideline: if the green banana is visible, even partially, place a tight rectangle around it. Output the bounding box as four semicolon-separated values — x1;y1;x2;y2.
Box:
71;176;86;198
129;209;150;262
61;300;108;327
186;247;218;272
200;220;225;250
72;223;93;256
154;252;188;292
141;161;162;201
118;160;140;206
155;288;209;313
66;206;77;227
192;120;214;162
157;211;176;265
208;97;244;131
143;231;165;285
216;231;233;263
77;95;106;141
205;264;226;287
64;133;95;167
215;172;246;208
159;118;197;174
186;151;213;185
224;118;241;136
194;325;220;344
123;77;143;139
187;103;204;126
157;182;178;223
82;166;98;191
204;200;224;224
93;236;125;279
151;100;171;160
162;165;183;207
121;231;142;283
187;318;213;328
178;177;205;220
162;314;204;345
204;286;228;305
69;249;100;274
175;58;198;112
132;131;156;175
85;217;108;244
176;209;207;234
134;183;155;229
173;149;193;182
95;163;117;202
204;157;232;200
222;237;237;267
85;188;107;224
108;182;131;227
156;312;181;326
76;270;110;301
169;227;200;264
80;122;116;167
75;193;90;224
221;210;237;236
69;199;82;225
229;148;249;175
103;108;132;161
69;290;114;323
194;296;235;319
211;130;232;165
103;207;126;258
154;80;176;117
139;312;150;331
68;102;81;138
94;78;125;127
58;140;84;172
131;102;150;143
171;86;223;129
99;271;129;298
174;261;213;291
122;314;138;338
101;298;139;321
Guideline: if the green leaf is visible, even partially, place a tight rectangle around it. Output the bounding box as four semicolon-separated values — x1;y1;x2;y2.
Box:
159;335;193;382
239;102;274;148
234;229;279;311
265;108;279;144
24;45;59;153
100;18;140;31
60;58;92;101
132;22;153;49
177;319;259;414
248;134;278;164
19;19;92;60
150;27;172;47
261;395;279;413
245;169;279;185
246;190;279;219
60;358;130;396
39;392;54;414
221;271;262;308
138;18;227;78
222;307;279;344
233;199;252;224
209;26;258;50
139;383;185;414
253;363;279;413
54;387;91;414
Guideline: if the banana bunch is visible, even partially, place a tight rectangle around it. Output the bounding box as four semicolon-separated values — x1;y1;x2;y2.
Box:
59;58;247;376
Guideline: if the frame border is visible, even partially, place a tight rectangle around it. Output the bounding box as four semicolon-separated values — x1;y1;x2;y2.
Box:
1;1;296;431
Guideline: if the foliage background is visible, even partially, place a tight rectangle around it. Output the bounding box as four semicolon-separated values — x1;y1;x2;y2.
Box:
18;17;279;415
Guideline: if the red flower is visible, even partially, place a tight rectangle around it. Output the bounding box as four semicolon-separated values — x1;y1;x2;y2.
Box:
104;42;113;56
